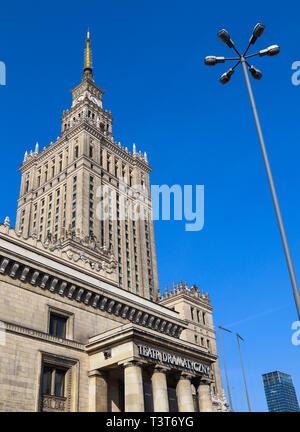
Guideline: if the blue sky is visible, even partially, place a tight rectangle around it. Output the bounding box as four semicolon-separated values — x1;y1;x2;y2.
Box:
1;0;300;412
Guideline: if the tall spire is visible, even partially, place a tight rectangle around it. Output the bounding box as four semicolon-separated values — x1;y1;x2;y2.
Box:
83;29;93;81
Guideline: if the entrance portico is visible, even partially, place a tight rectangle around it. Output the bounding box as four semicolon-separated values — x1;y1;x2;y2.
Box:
86;323;215;412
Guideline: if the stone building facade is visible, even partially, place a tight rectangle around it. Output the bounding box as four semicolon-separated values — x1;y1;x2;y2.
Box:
0;33;228;412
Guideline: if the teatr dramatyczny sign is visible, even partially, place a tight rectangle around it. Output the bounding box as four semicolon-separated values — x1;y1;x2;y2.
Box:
138;344;210;376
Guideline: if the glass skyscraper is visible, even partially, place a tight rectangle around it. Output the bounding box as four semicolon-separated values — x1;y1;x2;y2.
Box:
262;371;300;412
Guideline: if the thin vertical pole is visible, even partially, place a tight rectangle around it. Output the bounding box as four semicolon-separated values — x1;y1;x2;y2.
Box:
241;56;300;320
218;327;233;411
236;334;251;412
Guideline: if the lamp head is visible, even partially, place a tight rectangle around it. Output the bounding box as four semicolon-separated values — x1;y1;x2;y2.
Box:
218;29;234;48
204;56;225;66
259;45;280;57
249;65;262;80
249;23;265;45
220;68;234;85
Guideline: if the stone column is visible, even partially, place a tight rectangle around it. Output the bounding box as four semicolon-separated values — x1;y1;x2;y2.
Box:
198;379;213;412
151;367;169;412
124;361;145;412
176;373;195;412
88;370;108;412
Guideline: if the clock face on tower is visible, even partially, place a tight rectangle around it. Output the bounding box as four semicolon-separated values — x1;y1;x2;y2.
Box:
77;95;84;103
89;95;99;106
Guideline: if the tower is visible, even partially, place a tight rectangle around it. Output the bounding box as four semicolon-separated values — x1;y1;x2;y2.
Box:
262;371;300;412
16;32;159;301
160;281;228;411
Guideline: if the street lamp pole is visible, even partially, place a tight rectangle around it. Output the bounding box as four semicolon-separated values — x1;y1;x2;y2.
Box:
218;326;234;411
204;24;300;320
236;333;251;412
240;56;300;319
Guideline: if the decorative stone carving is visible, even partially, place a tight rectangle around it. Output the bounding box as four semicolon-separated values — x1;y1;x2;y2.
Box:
107;300;115;313
58;281;67;296
141;314;149;325
92;294;100;308
20;266;30;281
42;395;66;412
114;303;122;316
147;316;155;328
84;291;92;305
154;318;161;330
211;390;229;412
121;305;129;318
0;258;9;273
161;281;210;304
40;274;50;289
160;321;167;332
9;263;19;277
76;288;84;301
166;323;172;334
134;311;142;323
171;325;178;337
49;278;59;292
30;271;39;285
99;297;108;310
67;285;76;298
128;308;136;321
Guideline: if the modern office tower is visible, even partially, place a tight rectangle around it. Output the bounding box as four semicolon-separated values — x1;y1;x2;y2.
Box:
262;371;300;412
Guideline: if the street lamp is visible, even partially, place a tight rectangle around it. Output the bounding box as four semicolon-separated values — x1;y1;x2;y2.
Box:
236;333;251;412
204;23;300;320
218;326;234;411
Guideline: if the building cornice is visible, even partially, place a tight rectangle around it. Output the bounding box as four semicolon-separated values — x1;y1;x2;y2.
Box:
160;292;213;311
0;228;187;339
20;123;151;174
86;323;217;364
1;319;84;351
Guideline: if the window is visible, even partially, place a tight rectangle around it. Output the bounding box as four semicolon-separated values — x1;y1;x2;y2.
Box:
49;314;67;338
203;312;206;325
191;307;194;321
42;366;66;397
40;351;79;412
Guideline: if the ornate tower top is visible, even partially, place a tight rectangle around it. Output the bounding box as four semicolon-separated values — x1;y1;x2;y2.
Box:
83;30;93;81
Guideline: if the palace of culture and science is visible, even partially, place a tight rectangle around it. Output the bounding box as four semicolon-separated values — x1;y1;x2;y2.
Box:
0;32;228;412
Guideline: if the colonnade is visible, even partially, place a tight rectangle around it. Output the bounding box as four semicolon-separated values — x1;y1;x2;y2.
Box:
89;361;213;412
